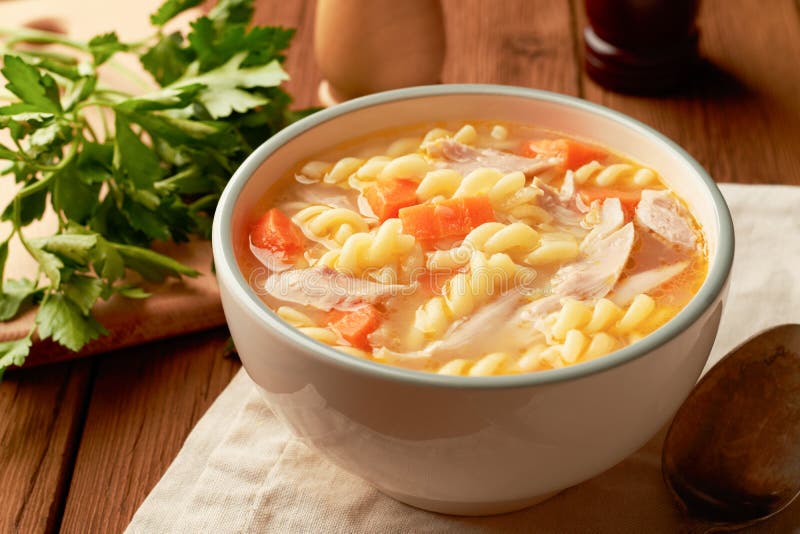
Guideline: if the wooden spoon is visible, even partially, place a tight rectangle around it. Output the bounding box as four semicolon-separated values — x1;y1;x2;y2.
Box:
662;324;800;531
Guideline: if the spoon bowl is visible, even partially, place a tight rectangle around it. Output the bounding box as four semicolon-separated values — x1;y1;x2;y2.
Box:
663;324;800;529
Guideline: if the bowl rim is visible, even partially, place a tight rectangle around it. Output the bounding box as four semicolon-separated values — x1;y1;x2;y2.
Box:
212;83;735;389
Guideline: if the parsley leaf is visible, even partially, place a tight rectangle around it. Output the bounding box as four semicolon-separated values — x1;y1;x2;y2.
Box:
0;278;37;321
88;33;129;65
63;275;105;315
36;293;107;352
0;337;32;377
209;0;254;26
151;0;204;26
29;234;98;265
175;53;289;118
114;114;163;189
140;32;192;85
1;55;62;114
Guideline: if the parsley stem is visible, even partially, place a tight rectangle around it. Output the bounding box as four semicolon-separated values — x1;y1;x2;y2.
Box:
96;87;134;98
189;194;219;213
75;99;117;111
12;197;39;262
0;27;88;51
16;172;55;198
0;45;78;65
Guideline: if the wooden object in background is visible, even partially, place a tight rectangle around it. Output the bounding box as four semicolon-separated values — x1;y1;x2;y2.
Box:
314;0;446;106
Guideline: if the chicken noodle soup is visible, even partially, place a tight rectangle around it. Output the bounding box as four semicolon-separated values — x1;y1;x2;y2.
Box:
237;122;708;376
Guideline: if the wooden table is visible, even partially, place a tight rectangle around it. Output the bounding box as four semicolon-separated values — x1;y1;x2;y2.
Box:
1;1;798;532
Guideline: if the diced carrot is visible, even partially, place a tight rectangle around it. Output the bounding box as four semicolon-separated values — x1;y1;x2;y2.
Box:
365;178;420;221
250;208;305;260
579;187;642;220
328;304;381;350
461;196;496;227
433;201;466;238
398;203;440;242
399;196;496;244
522;138;609;171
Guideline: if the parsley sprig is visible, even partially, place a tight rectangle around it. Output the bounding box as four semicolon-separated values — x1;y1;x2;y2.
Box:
0;0;311;375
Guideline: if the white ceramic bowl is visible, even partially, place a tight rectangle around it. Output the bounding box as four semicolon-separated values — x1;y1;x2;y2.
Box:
212;85;734;516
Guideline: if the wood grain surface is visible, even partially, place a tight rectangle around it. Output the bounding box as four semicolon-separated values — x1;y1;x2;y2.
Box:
59;329;238;534
0;1;798;533
0;361;92;533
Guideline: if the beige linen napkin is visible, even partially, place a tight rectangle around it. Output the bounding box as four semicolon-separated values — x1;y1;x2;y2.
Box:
126;184;800;533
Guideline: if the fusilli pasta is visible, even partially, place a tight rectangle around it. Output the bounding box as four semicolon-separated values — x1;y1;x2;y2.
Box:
293;205;369;246
314;218;416;276
572;161;657;187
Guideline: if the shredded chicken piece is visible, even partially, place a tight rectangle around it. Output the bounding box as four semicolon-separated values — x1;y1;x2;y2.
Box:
428;139;562;177
611;262;689;306
635;189;697;249
293;183;360;213
580;198;624;252
553;222;635;300
263;266;414;311
534;178;585;232
377;289;535;365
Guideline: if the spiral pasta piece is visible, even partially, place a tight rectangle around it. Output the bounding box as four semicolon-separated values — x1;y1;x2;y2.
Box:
377;154;432;181
436;352;510;376
348;156;391;191
293;205;369;246
522;294;661;371
322;157;365;185
298;160;332;182
524;232;580;266
314;218;416;276
277;306;339;345
427;221;540;270
573;161;657;187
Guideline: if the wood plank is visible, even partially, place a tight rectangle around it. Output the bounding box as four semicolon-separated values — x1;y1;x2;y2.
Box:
575;0;800;185
0;360;92;534
440;0;580;94
58;329;240;534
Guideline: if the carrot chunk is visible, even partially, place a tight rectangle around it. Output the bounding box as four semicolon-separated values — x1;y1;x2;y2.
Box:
250;208;305;260
579;187;642;220
398;203;440;242
365;178;420;221
522;138;609;171
461;196;496;227
433;201;466;238
328;304;381;350
399;196;495;244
